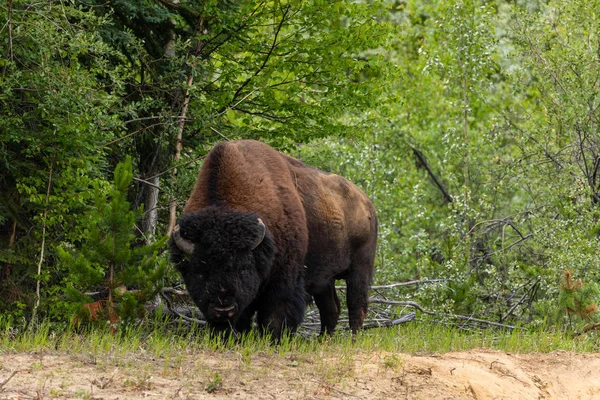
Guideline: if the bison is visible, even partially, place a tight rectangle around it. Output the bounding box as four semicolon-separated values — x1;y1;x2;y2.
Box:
170;140;377;338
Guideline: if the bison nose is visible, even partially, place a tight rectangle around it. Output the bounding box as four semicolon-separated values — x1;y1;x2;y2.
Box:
212;304;238;319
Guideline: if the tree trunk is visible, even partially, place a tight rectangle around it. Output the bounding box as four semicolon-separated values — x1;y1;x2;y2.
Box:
141;176;160;244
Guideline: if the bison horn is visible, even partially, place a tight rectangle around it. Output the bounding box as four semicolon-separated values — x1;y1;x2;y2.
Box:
252;218;266;250
172;224;195;255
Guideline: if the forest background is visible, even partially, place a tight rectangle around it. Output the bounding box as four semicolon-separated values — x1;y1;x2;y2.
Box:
1;0;600;333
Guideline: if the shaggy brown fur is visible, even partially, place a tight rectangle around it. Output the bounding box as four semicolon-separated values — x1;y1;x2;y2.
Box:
173;140;377;337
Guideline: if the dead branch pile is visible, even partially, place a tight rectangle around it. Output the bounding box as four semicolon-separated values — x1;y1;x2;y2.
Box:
154;278;518;336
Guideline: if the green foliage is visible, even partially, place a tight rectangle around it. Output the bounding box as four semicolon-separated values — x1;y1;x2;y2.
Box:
297;0;600;330
58;157;167;323
0;0;397;323
0;0;125;318
3;0;600;333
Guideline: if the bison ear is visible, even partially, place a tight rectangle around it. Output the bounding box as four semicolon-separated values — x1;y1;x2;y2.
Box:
172;224;196;255
251;218;266;250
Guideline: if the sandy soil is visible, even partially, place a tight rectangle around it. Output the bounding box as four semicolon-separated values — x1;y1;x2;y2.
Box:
1;349;600;399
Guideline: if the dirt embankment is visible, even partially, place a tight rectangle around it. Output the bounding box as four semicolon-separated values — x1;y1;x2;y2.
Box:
1;349;600;399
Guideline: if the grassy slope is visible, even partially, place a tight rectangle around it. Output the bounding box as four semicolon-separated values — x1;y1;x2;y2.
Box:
2;317;599;357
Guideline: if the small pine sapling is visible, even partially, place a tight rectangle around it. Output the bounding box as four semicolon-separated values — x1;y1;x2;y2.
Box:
558;269;599;329
58;157;167;330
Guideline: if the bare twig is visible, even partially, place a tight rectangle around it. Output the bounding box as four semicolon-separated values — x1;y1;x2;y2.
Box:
145;154;207;181
500;279;540;322
199;1;265;59
213;87;263;119
133;177;161;190
2;0;13;80
209;126;230;141
31;153;55;327
134;224;151;244
167;12;207;236
104;122;170;146
0;370;19;390
411;146;453;203
466;214;533;237
215;6;290;116
498;234;533;253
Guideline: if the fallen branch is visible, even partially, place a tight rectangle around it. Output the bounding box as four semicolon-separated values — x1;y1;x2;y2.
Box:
154;286;518;332
159;290;206;326
574;322;600;337
368;298;435;315
362;312;416;329
161;287;189;297
367;298;518;329
302;313;417;331
451;314;516;329
301;318;397;327
336;278;448;291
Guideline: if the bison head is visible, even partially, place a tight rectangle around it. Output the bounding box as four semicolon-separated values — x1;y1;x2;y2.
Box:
170;206;275;331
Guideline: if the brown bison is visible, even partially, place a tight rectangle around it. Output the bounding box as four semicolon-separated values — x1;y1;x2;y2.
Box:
170;140;377;338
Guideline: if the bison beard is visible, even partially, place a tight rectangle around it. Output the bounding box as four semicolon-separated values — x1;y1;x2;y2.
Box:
170;140;377;339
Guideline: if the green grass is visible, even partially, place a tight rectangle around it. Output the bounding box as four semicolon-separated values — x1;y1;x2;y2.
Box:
1;316;599;359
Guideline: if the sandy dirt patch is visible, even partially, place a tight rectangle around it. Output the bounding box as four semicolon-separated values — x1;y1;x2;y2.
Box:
1;349;599;399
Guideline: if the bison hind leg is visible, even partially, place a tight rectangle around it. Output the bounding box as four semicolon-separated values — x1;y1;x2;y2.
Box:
346;258;374;338
313;282;341;336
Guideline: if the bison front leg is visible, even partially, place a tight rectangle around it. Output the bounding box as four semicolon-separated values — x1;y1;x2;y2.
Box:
256;287;306;340
313;282;341;336
234;305;256;334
